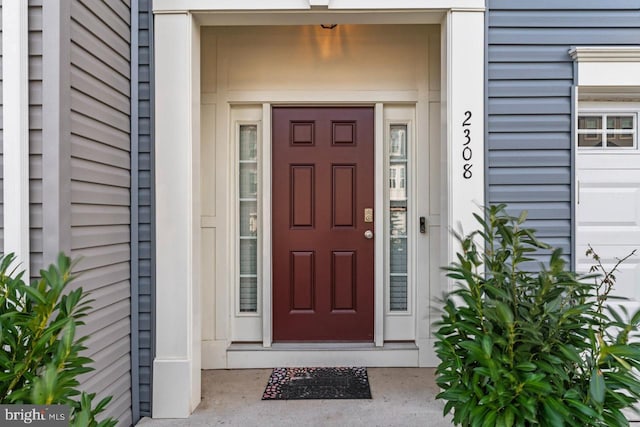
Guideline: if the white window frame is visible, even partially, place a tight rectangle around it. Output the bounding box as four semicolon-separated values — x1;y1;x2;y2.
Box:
577;111;638;151
387;123;410;314
230;106;264;342
383;106;416;340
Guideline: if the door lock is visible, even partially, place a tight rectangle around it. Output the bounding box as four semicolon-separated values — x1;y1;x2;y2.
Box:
420;217;427;234
364;208;374;223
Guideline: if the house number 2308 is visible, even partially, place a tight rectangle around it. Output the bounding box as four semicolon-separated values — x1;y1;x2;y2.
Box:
462;111;472;179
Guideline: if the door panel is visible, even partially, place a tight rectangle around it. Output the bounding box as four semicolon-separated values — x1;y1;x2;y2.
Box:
272;107;374;341
291;166;314;227
576;155;640;309
332;251;356;310
291;251;314;311
333;166;356;227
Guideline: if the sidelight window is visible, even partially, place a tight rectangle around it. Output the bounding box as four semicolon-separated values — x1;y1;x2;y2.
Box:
388;125;408;312
238;124;259;312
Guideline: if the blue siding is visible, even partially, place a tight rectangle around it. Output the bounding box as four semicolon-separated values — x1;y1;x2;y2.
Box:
136;0;154;418
29;0;43;278
490;0;640;9
490;10;640;27
486;0;640;263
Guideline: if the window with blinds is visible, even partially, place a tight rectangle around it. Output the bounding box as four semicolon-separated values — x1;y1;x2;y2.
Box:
389;125;408;311
238;124;258;313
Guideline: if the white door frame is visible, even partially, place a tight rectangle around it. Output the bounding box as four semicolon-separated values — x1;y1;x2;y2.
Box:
153;1;484;418
227;102;418;350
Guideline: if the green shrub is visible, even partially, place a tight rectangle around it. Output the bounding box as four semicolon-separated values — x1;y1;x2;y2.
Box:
0;253;116;427
435;204;640;427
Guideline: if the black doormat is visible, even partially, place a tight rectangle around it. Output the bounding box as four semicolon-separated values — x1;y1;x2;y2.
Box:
262;367;372;400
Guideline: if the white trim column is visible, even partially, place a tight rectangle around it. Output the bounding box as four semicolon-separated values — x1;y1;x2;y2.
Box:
153;11;202;418
442;10;485;283
42;0;72;264
2;0;30;277
374;103;385;347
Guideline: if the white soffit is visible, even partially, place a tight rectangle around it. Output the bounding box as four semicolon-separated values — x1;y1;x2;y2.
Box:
570;46;640;87
193;12;445;26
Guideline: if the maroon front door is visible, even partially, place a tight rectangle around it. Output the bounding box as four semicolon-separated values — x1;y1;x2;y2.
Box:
272;107;375;342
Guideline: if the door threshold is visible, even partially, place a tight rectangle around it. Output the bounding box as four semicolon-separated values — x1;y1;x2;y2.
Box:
228;342;417;351
225;342;419;368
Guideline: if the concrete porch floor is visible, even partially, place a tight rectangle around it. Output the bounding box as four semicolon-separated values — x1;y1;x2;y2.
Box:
136;368;452;426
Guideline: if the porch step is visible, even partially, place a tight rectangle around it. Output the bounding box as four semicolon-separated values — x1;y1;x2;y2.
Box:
226;342;419;368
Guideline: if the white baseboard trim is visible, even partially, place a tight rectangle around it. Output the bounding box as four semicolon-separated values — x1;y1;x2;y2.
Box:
417;339;439;367
202;340;228;369
152;358;197;418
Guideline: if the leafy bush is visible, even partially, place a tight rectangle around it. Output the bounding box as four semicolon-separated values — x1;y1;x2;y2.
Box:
435;204;640;427
0;253;116;427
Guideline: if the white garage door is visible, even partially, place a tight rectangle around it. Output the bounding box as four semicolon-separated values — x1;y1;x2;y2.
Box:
576;112;640;309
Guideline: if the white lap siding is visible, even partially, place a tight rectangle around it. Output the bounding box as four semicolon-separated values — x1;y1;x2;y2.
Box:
68;0;132;425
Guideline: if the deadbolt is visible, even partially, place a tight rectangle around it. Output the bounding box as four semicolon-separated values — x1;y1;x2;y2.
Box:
364;208;374;223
